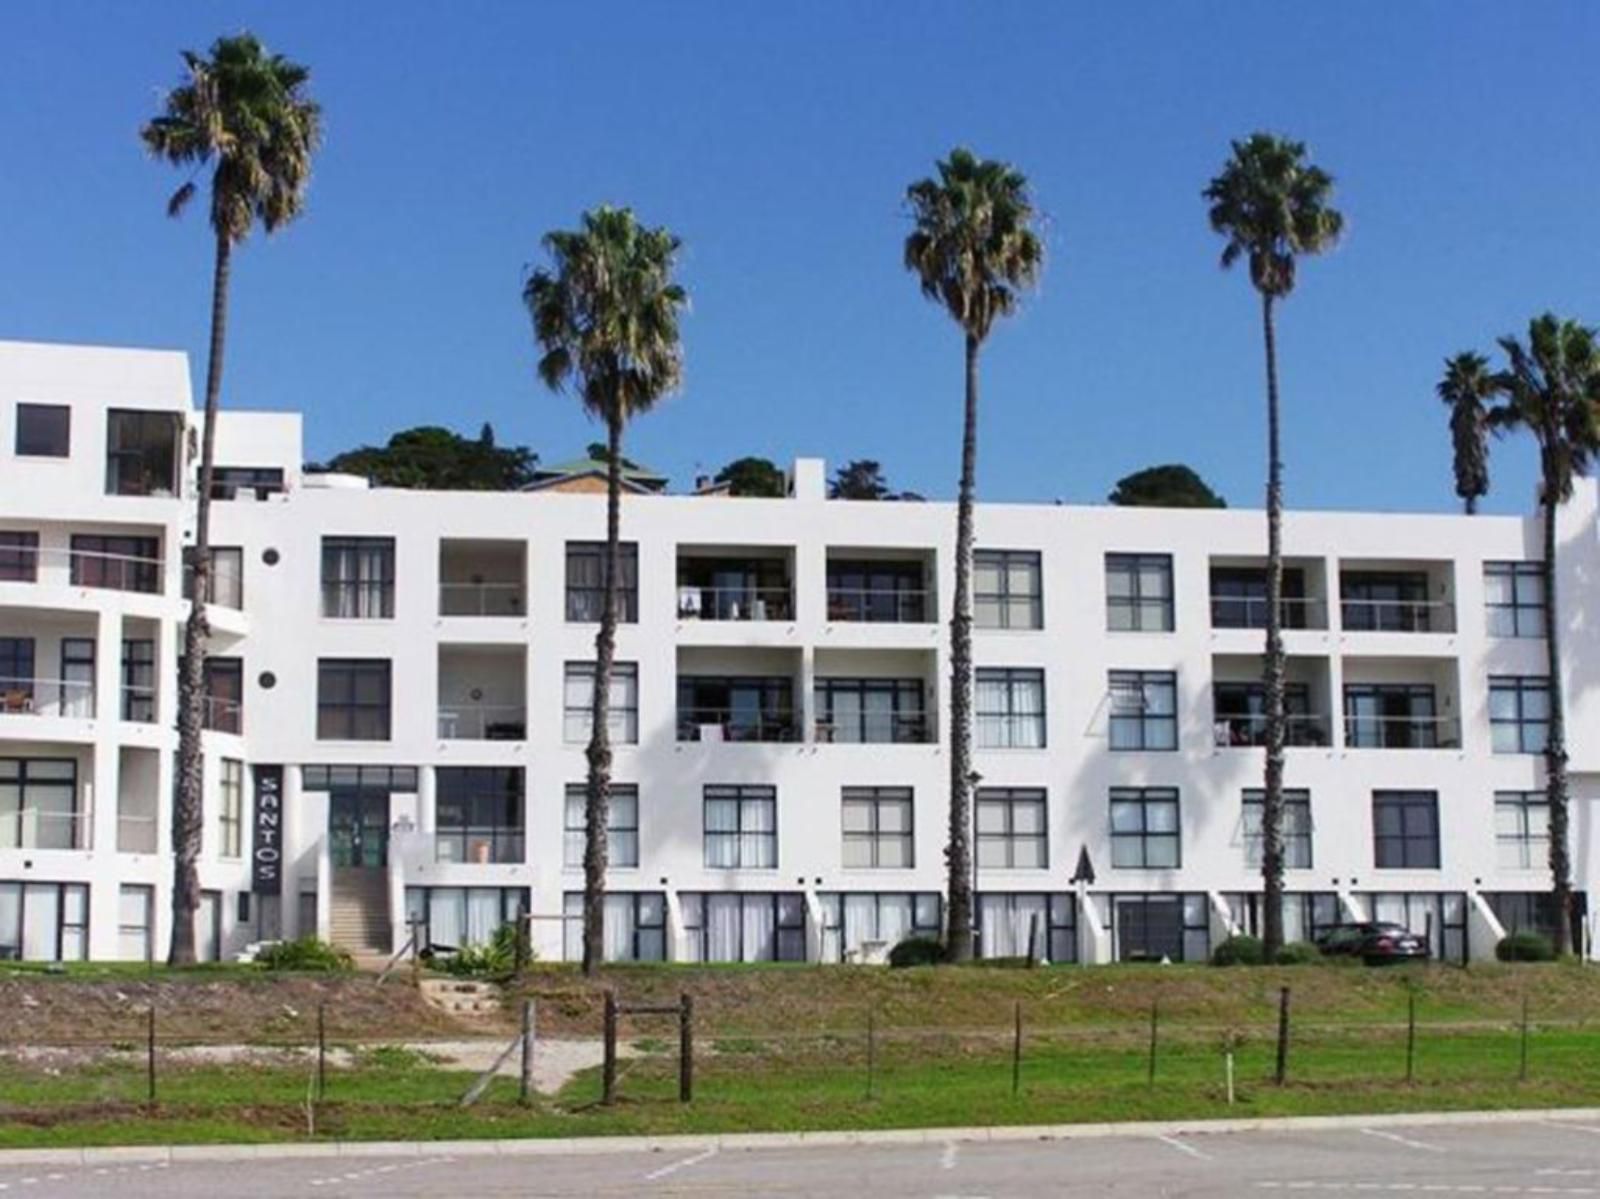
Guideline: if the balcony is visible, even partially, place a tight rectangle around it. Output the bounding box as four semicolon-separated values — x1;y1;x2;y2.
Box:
825;552;934;623
814;648;936;743
0;678;95;720
439;539;526;618
438;645;526;741
678;678;798;742
1212;654;1333;749
677;548;794;622
1339;562;1456;634
0;808;89;851
1209;558;1329;630
1342;658;1462;749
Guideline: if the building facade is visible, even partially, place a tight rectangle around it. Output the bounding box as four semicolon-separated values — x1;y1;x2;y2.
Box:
2;339;1597;966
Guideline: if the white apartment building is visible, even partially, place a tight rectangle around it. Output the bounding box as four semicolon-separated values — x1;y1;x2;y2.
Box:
2;339;1597;967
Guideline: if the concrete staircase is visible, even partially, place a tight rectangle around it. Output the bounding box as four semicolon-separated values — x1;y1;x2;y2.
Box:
419;978;502;1018
330;866;391;955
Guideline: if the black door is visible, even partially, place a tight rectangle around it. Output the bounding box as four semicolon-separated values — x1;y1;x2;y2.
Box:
329;790;390;867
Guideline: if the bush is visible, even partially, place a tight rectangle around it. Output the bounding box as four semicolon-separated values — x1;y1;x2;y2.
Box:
1210;935;1264;966
1496;931;1556;962
887;936;946;968
438;923;523;978
253;936;352;972
1275;941;1321;965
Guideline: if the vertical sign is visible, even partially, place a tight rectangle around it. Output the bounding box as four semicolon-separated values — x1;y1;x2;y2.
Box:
252;765;284;895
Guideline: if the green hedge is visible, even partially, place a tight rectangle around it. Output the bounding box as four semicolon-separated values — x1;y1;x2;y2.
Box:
1496;931;1556;962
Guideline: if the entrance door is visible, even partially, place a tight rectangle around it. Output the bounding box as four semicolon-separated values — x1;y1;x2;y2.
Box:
329;790;390;867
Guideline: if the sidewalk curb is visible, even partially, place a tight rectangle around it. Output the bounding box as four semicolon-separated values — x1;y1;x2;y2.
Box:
4;1107;1599;1167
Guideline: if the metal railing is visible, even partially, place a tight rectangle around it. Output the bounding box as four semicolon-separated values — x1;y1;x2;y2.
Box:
1343;714;1462;750
0;809;91;851
1;546;165;595
677;708;799;743
815;712;934;744
117;813;158;854
1209;596;1328;630
824;587;931;624
1213;713;1332;748
437;704;527;740
676;585;793;622
1339;598;1457;634
0;678;96;719
439;582;525;617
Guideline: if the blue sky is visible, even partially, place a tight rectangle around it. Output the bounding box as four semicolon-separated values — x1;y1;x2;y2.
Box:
3;3;1598;512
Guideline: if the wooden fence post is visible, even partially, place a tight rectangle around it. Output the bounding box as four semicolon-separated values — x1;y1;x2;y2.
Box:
1519;992;1530;1082
1011;1001;1023;1096
146;1004;156;1106
1405;985;1416;1084
519;999;536;1105
1147;997;1160;1086
317;1001;327;1100
1274;986;1291;1086
865;1010;876;1100
679;992;694;1103
602;990;618;1105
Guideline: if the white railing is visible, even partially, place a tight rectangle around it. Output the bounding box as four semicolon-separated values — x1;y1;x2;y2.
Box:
0;678;96;719
1209;596;1328;630
1213;713;1333;748
5;546;167;595
676;585;793;622
677;707;799;743
824;587;932;624
1343;714;1462;750
815;711;934;744
117;813;158;854
437;704;527;740
0;809;91;851
1340;598;1457;634
439;582;525;617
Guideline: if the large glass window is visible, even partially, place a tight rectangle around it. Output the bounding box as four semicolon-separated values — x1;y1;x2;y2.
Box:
975;550;1042;630
566;542;638;623
0;638;34;706
0;881;88;962
186;546;243;610
1489;676;1550;754
678;676;796;742
1241;789;1313;868
404;886;527;951
202;657;242;734
1341;571;1435;632
825;561;927;623
70;534;160;593
1110;787;1181;868
1484;562;1545;638
703;785;777;869
210;466;285;501
436;767;524;864
977;893;1076;962
1213;681;1319;747
0;532;40;582
975;667;1046;748
563;662;639;744
15;404;70;457
564;784;639;869
105;409;181;496
841;787;913;868
1114;893;1210;962
976;787;1047;869
1373;791;1440;868
815;678;928;743
1343;683;1440;749
118;884;153;961
0;758;79;849
316;659;392;741
321;537;395;619
561;891;665;962
1108;670;1178;750
819;893;941;962
1106;553;1174;632
121;639;155;722
218;759;243;858
679;892;805;962
1209;566;1309;629
1495;791;1550;871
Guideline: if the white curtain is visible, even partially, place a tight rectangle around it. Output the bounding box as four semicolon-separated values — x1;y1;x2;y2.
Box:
198;892;219;962
818;894;841;961
741;896;775;962
0;883;18;956
466;889;501;946
679;894;704;962
979;897;1007;958
603;894;636;961
562;893;583;962
636;893;665;962
24;883;60;961
429;888;466;949
877;895;912;947
844;894;876;956
707;895;742;961
741;798;776;868
1011;675;1045;748
975;675;1009;748
704;800;738;868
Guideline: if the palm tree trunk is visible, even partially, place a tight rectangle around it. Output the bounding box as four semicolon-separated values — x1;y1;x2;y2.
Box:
1259;291;1287;962
1541;492;1573;955
945;333;980;963
1465;495;1477;516
581;409;623;974
170;230;230;965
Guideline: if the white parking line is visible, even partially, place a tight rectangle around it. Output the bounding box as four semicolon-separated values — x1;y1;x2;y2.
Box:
1361;1128;1446;1153
1155;1133;1212;1160
940;1141;959;1170
644;1145;718;1182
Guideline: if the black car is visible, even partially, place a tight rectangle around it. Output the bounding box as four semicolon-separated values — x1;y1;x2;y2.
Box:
1314;921;1430;965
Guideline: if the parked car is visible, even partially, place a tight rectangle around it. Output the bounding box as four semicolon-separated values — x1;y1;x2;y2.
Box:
1315;922;1429;965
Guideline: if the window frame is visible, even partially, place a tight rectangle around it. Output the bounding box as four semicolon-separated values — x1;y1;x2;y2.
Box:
815;677;928;744
315;659;393;742
1109;787;1182;870
702;784;778;869
1240;788;1313;869
15;404;71;458
565;541;639;623
320;536;396;620
974;549;1043;630
1108;669;1179;751
1372;790;1441;869
218;758;244;859
564;783;639;869
975;786;1048;870
1494;790;1549;871
1488;675;1551;755
974;666;1047;749
0;756;80;850
1106;552;1175;632
0;532;40;582
841;786;914;869
435;766;526;865
1484;561;1545;638
562;661;640;744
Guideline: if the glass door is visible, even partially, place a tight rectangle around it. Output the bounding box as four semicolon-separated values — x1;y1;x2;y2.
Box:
59;639;95;718
329;790;390;867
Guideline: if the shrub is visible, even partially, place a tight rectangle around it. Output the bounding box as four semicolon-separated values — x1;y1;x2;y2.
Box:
1496;931;1555;962
254;936;352;972
438;923;523;978
1210;935;1264;966
1275;941;1321;965
887;936;946;968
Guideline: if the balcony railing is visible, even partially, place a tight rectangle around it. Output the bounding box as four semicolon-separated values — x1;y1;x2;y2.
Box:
0;809;90;851
0;678;96;719
435;828;525;864
1339;599;1457;634
677;708;798;743
825;587;931;624
202;696;243;735
676;585;793;622
122;684;157;723
1343;714;1462;749
439;582;525;617
117;812;158;854
0;546;165;594
1209;596;1328;630
815;711;933;744
437;704;527;740
1213;713;1332;748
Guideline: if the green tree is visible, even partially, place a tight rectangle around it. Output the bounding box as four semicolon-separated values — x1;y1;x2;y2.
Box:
1488;314;1600;955
904;147;1043;962
1204;133;1342;962
524;206;686;974
314;425;538;490
1108;464;1226;508
829;458;892;500
1436;352;1493;514
585;441;643;472
142;33;321;964
714;456;787;497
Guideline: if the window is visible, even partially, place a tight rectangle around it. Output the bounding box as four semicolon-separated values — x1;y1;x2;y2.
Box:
321;537;395;619
679;892;805;962
1343;683;1440;749
1114;893;1209;962
977;893;1076;961
0;758;79;849
564;784;639;868
566;541;638;623
1484;562;1545;638
561;891;664;962
118;884;154;961
218;759;243;858
703;784;777;869
0;532;39;582
1241;789;1313;868
562;662;639;744
210;466;285;501
121;639;155;722
678;676;795;742
70;534;160;593
1340;571;1434;632
186;546;243;609
15;404;70;457
105;409;181;496
826;560;927;623
976;787;1047;869
815;678;928;743
0;637;34;702
1213;682;1319;747
819;893;941;961
405;886;527;951
1110;788;1181;869
1108;670;1178;751
1106;553;1174;632
1210;566;1310;629
975;550;1042;630
1489;676;1550;754
203;657;242;734
316;659;392;741
1495;791;1549;870
975;667;1046;748
436;767;524;864
302;764;418;791
842;787;913;868
0;881;88;962
1373;791;1440;868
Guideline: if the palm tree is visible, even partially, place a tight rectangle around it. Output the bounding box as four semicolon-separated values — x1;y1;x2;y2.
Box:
1204;134;1342;962
1488;314;1600;956
904;148;1042;962
524;207;686;974
142;34;320;964
1437;352;1494;513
